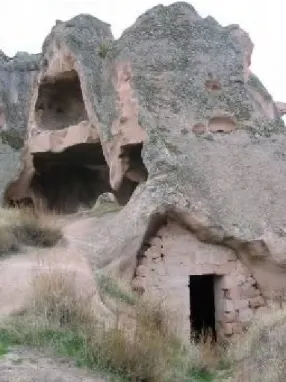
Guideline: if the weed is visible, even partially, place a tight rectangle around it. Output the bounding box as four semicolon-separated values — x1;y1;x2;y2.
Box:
0;341;8;357
91;202;122;218
98;44;109;59
98;275;136;306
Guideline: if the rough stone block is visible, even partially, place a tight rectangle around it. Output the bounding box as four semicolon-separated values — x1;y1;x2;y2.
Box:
232;322;243;334
234;299;249;310
238;308;253;322
235;273;247;286
247;276;257;286
240;285;260;299
255;306;270;316
222;275;236;290
235;263;249;276
223;311;236;323
225;286;241;300
135;265;148;277
152;257;162;264
224;299;235;313
222;322;233;336
249;296;264;309
215;263;235;275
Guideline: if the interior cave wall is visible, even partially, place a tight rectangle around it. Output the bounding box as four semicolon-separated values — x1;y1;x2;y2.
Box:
35;70;88;130
31;164;111;214
30;143;111;214
28;142;149;214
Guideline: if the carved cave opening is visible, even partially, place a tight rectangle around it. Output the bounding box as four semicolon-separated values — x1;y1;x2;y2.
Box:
189;275;217;343
27;142;148;214
115;143;149;205
35;70;88;130
31;143;111;213
208;116;236;133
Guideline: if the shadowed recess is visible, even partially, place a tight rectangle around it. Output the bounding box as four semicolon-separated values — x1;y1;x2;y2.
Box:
29;143;148;214
31;143;111;214
35;70;88;131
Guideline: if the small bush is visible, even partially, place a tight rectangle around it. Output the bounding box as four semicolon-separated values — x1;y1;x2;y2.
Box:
0;207;62;256
98;44;109;59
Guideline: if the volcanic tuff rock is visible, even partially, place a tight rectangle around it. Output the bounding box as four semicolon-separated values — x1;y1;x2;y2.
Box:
276;101;286;116
0;50;40;198
1;2;286;304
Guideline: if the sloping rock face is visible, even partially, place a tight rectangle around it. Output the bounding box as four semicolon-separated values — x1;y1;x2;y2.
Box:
0;51;39;198
276;101;286;116
2;2;286;325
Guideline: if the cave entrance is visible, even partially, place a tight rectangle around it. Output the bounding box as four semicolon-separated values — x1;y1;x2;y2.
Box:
35;70;88;130
29;142;148;214
30;143;112;214
115;143;149;205
189;275;217;342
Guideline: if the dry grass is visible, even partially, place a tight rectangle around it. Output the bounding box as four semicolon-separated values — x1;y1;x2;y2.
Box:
31;270;94;328
0;207;62;255
0;270;217;381
228;307;286;382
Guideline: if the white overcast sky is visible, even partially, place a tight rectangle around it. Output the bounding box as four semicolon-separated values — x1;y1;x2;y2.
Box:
0;0;285;102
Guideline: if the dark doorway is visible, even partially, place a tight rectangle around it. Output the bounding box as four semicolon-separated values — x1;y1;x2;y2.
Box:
189;275;217;342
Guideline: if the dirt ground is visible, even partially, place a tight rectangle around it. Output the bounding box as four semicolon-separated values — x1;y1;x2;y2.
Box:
0;347;109;382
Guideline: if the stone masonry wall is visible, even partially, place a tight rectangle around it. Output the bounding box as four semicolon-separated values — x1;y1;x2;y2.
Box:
132;219;265;341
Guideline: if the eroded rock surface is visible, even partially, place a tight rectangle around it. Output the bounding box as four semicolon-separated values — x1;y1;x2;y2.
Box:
1;2;286;340
0;51;39;200
276;101;286;116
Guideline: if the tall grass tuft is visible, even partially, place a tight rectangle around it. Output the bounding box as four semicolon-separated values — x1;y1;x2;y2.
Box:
0;207;62;256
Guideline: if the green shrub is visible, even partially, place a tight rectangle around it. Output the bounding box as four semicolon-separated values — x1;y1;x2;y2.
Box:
98;44;109;59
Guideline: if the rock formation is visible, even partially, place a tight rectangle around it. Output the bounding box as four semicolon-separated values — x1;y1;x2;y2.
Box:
276;101;286;116
1;2;286;340
0;50;39;199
